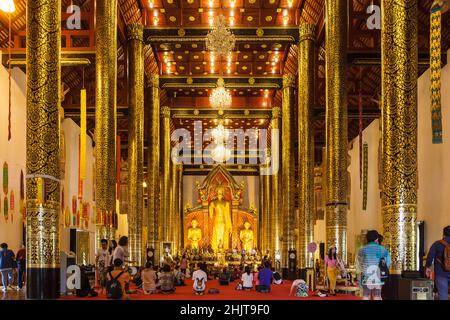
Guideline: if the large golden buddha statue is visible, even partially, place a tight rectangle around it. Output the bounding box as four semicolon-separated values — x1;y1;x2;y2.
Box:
209;186;232;252
187;219;202;250
239;221;254;252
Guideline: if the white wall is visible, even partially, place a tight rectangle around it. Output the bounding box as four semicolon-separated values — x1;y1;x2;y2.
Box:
347;119;383;257
417;50;450;248
343;49;450;258
0;53;26;253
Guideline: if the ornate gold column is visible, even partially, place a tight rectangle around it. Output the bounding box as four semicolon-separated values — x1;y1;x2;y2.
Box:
176;164;183;252
381;0;418;273
146;75;160;252
264;158;271;252
259;169;266;250
281;74;296;272
169;160;178;251
325;0;348;263
270;107;281;255
298;24;316;269
95;0;117;244
160;106;171;255
26;0;61;299
127;23;144;266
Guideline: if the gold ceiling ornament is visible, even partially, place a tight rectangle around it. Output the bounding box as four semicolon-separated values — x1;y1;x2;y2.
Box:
248;77;255;85
206;15;236;56
210;77;232;109
186;77;193;84
256;28;264;37
178;28;186;37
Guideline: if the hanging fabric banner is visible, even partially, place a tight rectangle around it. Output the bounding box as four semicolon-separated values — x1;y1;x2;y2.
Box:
430;3;443;144
3;197;8;223
78;136;84;199
20;170;25;223
116;135;121;201
80;89;87;179
3;162;8;196
9;190;14;223
358;78;363;189
363;143;368;211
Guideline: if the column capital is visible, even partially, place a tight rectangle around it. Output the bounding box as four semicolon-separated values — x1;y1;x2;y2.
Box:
299;23;316;42
161;106;171;118
127;23;144;42
282;74;296;88
146;74;159;88
272;106;281;119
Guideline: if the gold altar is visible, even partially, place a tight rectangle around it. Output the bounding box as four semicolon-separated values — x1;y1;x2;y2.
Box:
184;165;258;253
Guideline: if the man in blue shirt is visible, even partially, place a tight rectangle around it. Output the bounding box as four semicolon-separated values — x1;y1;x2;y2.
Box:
257;261;273;293
0;243;16;292
357;230;391;300
425;225;450;300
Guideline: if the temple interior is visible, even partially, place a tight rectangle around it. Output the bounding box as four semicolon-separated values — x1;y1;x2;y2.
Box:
0;0;450;301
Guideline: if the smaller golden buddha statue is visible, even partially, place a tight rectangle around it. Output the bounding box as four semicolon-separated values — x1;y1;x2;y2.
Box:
239;221;254;253
187;219;202;250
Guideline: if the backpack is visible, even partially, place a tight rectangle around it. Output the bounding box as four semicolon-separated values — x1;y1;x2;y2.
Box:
378;247;390;280
295;280;309;297
106;271;125;299
437;240;450;272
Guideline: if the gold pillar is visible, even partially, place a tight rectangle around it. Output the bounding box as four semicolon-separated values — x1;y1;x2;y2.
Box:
270;107;281;255
169;159;177;251
259;168;266;250
127;23;144;266
381;0;418;273
264;159;271;252
160;106;171;255
26;0;61;300
281;74;296;269
176;164;183;252
325;0;348;263
146;75;160;251
298;24;316;268
95;0;117;244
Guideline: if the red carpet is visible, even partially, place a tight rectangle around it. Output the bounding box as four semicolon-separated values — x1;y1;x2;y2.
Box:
62;280;361;300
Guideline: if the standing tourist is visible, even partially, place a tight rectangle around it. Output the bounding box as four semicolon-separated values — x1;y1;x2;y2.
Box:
15;244;26;291
425;226;450;300
113;236;130;265
95;239;111;293
325;246;339;295
0;243;15;292
180;254;188;274
357;230;391;300
109;240;118;265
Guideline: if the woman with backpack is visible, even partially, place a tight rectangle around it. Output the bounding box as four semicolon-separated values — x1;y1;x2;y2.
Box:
106;259;131;300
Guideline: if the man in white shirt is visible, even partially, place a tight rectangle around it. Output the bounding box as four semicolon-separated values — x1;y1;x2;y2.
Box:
192;263;208;295
95;239;111;293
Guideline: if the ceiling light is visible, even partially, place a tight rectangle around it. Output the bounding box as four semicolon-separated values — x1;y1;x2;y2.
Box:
206;15;236;56
0;0;15;13
210;77;232;109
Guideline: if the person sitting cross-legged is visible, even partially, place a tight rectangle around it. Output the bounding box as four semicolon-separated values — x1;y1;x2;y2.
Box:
192;263;208;295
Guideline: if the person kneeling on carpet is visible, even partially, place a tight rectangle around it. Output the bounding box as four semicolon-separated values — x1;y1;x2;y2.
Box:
241;266;254;291
159;264;176;294
141;262;158;294
192;263;208;295
256;261;273;293
174;265;186;286
218;267;232;285
106;259;131;300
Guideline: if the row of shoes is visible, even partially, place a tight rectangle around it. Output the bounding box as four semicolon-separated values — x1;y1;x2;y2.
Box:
1;285;23;292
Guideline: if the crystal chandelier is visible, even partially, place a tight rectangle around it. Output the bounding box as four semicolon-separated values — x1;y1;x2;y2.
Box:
210;77;232;109
211;120;232;163
206;15;236;56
